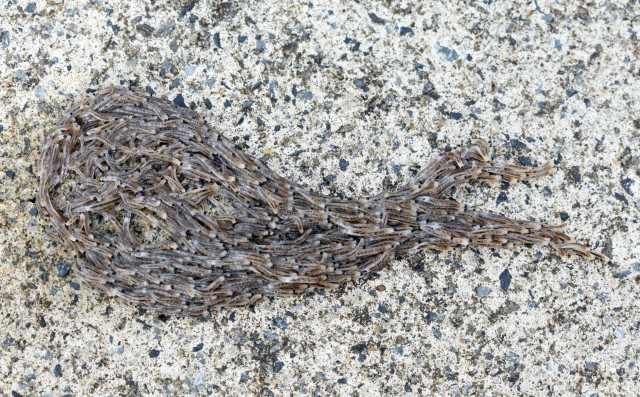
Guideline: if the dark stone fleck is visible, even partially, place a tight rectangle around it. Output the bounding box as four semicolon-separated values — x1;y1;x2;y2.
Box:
56;262;71;278
192;342;203;352
559;212;569;221
614;193;628;204
570;167;582;183
12;391;22;397
566;89;578;98
138;23;155;36
520;157;534;166
5;170;15;179
1;31;10;48
496;191;508;205
3;336;13;348
586;362;598;372
577;6;590;20
415;63;429;79
437;44;459;61
448;111;462;120
553;39;562;52
25;2;36;13
273;316;288;330
203;98;212;110
317;129;331;144
289;149;305;158
179;1;196;16
368;12;386;24
339;159;349;171
149;349;160;358
298;90;313;101
476;286;491;297
337;377;347;384
145;86;155;95
511;139;528;150
273;361;284;373
69;281;81;291
616;270;631;278
426;311;438;324
53;364;62;377
238;35;247;43
433;328;442;339
499;269;512;291
621;178;634;196
422;81;435;95
29;208;38;216
213;32;221;48
173;94;186;108
39;316;47;328
335;124;355;134
400;27;413;36
223;99;232;108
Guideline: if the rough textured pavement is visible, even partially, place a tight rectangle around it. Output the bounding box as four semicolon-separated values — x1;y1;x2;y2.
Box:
0;1;638;396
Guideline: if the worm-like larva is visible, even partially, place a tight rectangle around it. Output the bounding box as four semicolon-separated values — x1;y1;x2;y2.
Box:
37;86;603;316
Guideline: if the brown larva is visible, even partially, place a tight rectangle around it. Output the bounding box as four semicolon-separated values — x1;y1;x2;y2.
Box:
37;86;603;316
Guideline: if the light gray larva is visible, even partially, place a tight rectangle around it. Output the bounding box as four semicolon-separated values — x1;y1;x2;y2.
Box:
37;86;603;316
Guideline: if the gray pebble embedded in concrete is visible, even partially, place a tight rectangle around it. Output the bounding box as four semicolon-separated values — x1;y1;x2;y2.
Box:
476;286;491;297
56;262;71;278
499;269;512;291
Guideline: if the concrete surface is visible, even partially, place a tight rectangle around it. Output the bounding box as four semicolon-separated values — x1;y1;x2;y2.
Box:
1;0;639;396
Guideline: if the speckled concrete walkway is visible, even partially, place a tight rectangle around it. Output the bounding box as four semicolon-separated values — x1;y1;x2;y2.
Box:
1;1;639;396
